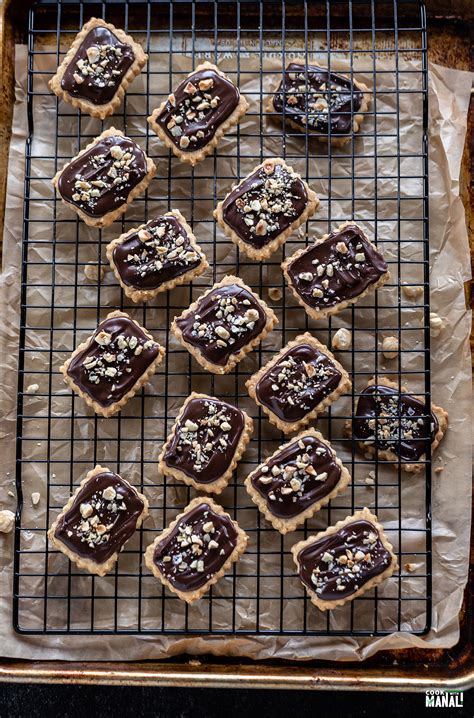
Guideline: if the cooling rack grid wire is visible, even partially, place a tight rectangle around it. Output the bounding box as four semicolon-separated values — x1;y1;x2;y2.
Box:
14;0;432;636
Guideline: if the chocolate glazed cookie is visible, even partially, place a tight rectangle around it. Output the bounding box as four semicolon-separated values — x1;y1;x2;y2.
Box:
353;384;439;462
245;428;351;533
158;392;253;494
172;275;278;374
61;25;136;105
282;222;390;320
48;465;149;577
268;60;371;145
49;18;148;119
144;497;248;602
292;508;397;610
53;128;156;228
53;471;145;563
148;61;249;165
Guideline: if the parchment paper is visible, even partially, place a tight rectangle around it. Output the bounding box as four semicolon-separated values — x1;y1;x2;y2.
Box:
0;42;471;662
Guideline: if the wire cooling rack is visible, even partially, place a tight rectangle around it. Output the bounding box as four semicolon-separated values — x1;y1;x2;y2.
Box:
14;0;432;636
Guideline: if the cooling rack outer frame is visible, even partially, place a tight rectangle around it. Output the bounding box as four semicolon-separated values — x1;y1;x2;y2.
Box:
12;0;435;638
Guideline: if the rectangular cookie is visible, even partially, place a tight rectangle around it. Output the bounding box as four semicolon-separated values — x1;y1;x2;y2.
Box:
60;310;165;418
348;376;448;473
147;61;249;166
52;127;156;228
106;209;209;303
282;222;390;320
245;428;351;534
292;507;397;610
49;17;147;119
144;496;248;603
48;464;148;577
171;274;278;375
246;332;352;433
158;392;253;494
267;60;371;147
214;157;319;260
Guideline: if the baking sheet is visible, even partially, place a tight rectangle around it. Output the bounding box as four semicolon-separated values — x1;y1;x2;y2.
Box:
0;42;471;661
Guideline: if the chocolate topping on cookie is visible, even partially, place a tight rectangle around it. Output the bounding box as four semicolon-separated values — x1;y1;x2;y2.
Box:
61;25;135;105
53;471;145;563
151;503;238;592
221;161;309;249
297;519;393;600
67;314;161;408
163;397;246;484
57;134;148;218
155;67;240;152
285;224;388;311
353;384;439;462
251;434;341;519
254;342;342;424
111;215;202;290
272;62;364;135
175;282;267;367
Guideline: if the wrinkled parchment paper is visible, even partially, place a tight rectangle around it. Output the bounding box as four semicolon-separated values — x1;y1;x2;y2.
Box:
0;42;471;661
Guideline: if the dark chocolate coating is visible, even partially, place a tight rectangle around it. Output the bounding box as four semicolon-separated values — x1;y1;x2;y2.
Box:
272;62;364;135
286;224;388;311
54;471;145;564
353;384;439;462
297;519;393;600
112;215;202;290
251;434;342;519
175;283;267;367
221;162;309;249
57;134;148;218
163;396;245;484
152;503;238;592
155;68;240;152
255;343;343;424
61;25;135;105
67;315;161;408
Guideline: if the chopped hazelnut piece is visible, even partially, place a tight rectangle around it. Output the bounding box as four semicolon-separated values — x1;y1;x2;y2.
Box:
198;78;214;91
84;262;105;282
430;312;443;337
402;284;423;299
0;510;15;534
31;492;41;506
268;287;283;302
382;336;399;359
332;327;351;351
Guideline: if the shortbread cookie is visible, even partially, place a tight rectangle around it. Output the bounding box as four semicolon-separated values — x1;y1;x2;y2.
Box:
49;18;147;119
60;310;165;418
246;332;351;433
48;464;148;577
106;210;209;303
245;428;351;533
282;222;390;320
158;393;253;494
214;157;319;260
144;496;248;603
267;60;371;146
148;61;249;166
348;376;448;473
292;508;397;610
171;275;278;374
52;127;156;228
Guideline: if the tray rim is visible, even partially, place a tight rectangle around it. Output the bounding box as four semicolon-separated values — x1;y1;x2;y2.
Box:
0;658;473;691
0;0;472;690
